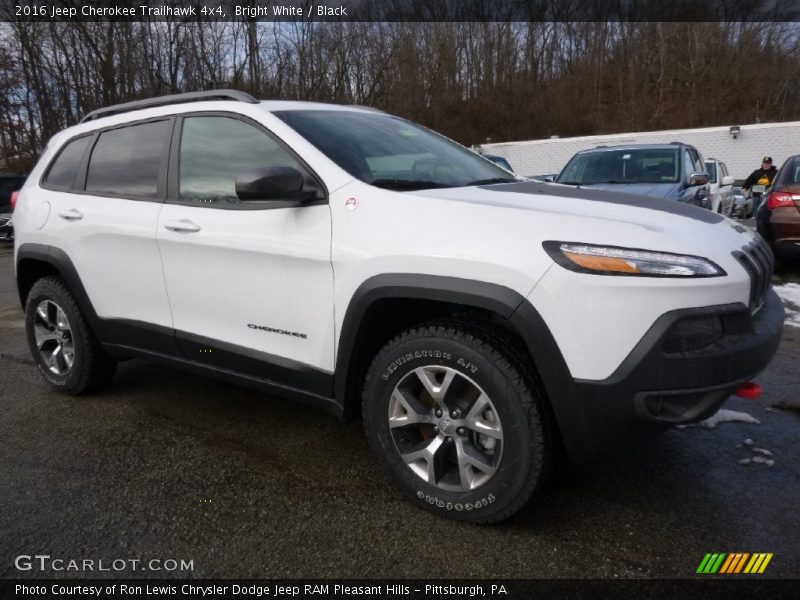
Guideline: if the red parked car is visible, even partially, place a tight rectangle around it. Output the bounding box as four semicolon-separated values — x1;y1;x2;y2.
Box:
756;156;800;258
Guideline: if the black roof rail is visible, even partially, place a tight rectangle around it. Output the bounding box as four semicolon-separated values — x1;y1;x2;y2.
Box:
79;89;259;123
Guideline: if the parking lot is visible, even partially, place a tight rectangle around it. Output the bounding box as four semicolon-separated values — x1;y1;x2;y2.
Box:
1;241;799;579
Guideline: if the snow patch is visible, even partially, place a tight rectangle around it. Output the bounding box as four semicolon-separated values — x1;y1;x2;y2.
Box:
680;409;760;429
774;283;800;328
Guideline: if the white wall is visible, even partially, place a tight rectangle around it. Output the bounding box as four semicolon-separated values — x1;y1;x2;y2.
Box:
482;121;800;180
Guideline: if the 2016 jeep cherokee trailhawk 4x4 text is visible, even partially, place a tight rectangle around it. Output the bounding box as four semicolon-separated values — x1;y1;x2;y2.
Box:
14;90;784;523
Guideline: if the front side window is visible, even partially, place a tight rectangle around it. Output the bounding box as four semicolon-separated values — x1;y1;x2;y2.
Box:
44;135;92;190
86;120;171;198
705;161;717;183
275;110;515;190
557;148;680;185
689;149;704;175
178;116;306;205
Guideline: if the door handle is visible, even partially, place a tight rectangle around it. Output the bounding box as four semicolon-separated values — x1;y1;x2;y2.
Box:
58;209;83;221
163;219;201;233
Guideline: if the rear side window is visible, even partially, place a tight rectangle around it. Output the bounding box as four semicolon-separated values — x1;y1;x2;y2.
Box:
86;120;171;198
43;136;92;190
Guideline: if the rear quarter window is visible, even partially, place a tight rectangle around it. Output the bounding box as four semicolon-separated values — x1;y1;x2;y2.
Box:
43;135;93;190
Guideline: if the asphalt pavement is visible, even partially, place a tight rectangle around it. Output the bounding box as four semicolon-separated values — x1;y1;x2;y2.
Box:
1;242;799;579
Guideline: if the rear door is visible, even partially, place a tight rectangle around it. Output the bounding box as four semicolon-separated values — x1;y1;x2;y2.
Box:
38;119;175;343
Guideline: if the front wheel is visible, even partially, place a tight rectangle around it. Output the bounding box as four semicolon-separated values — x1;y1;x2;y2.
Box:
362;322;550;523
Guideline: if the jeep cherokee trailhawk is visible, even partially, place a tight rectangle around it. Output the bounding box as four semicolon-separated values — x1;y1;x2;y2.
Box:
14;90;784;523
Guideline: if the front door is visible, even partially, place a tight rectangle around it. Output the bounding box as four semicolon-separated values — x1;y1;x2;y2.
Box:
155;113;334;394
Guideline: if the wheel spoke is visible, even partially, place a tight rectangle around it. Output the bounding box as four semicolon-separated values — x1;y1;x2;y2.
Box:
47;345;61;371
33;323;57;351
455;438;496;490
401;435;447;484
414;366;457;403
55;307;70;331
465;391;492;420
464;392;503;440
36;303;51;327
61;340;75;369
388;388;434;428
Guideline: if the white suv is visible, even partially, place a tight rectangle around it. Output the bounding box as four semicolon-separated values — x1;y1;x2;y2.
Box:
13;91;784;523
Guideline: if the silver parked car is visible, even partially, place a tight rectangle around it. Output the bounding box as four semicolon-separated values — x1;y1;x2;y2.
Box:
556;143;712;209
731;187;754;219
705;158;735;215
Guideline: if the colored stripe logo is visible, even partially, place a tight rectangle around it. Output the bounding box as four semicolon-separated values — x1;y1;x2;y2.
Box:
697;553;773;574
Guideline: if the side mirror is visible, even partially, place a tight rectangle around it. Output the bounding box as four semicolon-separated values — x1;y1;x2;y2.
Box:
688;172;709;187
235;166;310;201
721;175;735;186
544;175;555;183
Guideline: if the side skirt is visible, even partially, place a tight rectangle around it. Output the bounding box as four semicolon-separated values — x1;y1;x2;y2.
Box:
103;342;343;419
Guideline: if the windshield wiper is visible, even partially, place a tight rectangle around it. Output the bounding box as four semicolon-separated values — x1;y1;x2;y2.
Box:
369;179;453;191
464;177;516;186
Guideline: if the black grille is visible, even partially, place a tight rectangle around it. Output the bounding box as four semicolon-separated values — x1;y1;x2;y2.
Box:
733;237;774;312
0;216;10;228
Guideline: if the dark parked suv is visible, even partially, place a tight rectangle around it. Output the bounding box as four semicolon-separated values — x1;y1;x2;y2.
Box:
0;173;27;241
556;143;711;209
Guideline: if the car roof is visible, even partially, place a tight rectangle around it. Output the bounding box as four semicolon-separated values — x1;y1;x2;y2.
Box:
50;98;385;148
577;143;689;154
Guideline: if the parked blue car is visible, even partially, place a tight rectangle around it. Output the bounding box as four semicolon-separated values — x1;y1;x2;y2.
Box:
555;143;712;209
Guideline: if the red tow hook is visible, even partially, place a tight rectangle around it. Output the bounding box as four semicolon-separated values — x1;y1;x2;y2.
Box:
735;382;762;400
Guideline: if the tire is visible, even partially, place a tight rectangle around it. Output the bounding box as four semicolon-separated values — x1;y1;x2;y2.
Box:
25;276;117;394
362;321;550;523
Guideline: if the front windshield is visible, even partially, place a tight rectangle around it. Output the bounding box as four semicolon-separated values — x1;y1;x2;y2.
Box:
557;148;680;185
275;110;515;190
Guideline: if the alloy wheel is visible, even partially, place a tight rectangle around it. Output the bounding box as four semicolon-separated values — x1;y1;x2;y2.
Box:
33;300;75;375
388;365;504;492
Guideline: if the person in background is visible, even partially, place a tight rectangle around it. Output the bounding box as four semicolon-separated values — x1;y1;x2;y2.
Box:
742;156;778;213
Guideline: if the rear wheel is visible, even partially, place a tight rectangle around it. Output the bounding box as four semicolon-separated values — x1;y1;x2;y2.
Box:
25;276;116;394
362;322;550;523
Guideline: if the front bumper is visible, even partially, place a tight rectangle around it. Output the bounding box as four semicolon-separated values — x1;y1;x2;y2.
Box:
568;289;784;461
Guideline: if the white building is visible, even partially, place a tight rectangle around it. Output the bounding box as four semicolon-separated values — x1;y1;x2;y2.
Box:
481;121;800;181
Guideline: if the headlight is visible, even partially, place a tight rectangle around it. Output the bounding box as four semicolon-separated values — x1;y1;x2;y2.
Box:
543;241;726;277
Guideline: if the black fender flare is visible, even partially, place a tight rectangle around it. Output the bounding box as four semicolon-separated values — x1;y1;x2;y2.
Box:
16;243;102;330
334;274;592;460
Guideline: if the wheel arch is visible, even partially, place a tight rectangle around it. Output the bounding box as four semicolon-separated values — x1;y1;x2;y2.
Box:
334;274;586;459
16;243;100;329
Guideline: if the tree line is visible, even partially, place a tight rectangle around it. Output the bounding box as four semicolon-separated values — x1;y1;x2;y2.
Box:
1;19;800;171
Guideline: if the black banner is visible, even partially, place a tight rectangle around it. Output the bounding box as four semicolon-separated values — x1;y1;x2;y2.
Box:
3;0;800;23
1;579;798;600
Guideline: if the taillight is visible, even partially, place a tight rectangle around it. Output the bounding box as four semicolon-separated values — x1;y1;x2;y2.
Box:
9;190;19;211
765;191;795;209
